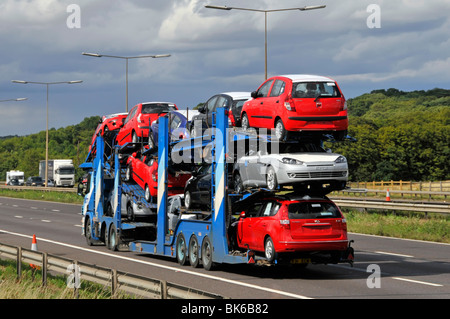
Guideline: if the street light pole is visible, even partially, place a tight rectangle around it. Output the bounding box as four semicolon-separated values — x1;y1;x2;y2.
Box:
205;5;326;79
12;80;82;187
82;52;171;112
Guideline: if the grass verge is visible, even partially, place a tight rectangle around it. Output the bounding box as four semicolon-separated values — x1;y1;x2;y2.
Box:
344;209;450;243
0;188;83;204
0;259;131;299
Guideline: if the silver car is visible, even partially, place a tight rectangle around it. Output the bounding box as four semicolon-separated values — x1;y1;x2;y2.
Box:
232;142;348;192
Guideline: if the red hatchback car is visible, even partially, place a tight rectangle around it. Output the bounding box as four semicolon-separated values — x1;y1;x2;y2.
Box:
232;192;352;265
125;153;190;202
116;102;177;146
241;75;348;140
88;112;128;158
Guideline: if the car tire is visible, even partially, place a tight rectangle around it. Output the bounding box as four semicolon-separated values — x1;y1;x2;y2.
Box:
132;131;139;143
127;204;135;221
241;113;250;131
125;165;132;182
185;190;193;210
144;184;151;202
264;237;276;263
275;119;287;141
234;172;243;193
266;166;278;191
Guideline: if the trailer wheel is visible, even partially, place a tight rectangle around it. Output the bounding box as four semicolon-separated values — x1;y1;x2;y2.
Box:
85;217;95;246
107;224;119;251
176;233;187;265
188;235;199;268
201;236;214;271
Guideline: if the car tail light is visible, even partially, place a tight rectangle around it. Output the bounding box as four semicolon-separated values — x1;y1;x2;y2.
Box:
284;101;295;111
340;99;347;111
278;206;290;229
152;171;158;182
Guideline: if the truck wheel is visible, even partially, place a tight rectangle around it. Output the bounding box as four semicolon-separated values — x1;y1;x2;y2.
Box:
201;236;214;271
85;217;95;246
176;233;187;266
107;224;119;251
188;235;199;268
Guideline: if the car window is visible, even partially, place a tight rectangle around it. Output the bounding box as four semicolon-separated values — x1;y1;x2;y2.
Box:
141;103;176;114
288;202;341;219
216;96;228;109
198;164;212;175
124;106;137;124
259;202;280;217
292;82;341;98
170;115;182;130
257;80;274;97
206;96;218;112
269;80;286;97
246;202;264;217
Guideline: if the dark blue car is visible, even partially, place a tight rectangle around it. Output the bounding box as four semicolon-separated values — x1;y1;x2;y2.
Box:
148;111;190;149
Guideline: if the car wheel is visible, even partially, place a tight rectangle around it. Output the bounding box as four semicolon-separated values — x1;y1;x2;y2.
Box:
148;133;155;149
241;113;250;131
264;237;276;263
125;165;132;181
266;166;278;191
234;172;243;193
127;204;135;221
275;119;287;140
144;184;151;202
132;131;139;143
185;190;193;210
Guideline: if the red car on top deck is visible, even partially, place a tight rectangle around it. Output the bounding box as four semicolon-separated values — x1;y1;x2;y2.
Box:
116;102;177;146
240;74;348;141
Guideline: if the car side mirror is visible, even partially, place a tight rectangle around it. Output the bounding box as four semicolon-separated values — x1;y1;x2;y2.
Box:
251;91;258;99
198;105;206;113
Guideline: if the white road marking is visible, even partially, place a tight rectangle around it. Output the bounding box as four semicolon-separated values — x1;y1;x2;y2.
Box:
0;229;312;299
392;277;443;287
41;220;51;223
374;251;414;258
14;216;23;219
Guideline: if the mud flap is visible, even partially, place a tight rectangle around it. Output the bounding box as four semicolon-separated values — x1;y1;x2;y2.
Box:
342;240;355;266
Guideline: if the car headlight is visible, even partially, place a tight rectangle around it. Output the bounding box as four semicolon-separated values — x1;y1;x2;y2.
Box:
281;157;303;165
335;156;347;163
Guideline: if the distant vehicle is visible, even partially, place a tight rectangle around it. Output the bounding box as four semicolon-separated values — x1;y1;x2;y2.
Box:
39;159;75;187
6;170;24;186
231;192;351;264
9;178;21;186
232;142;348;192
148;111;189;149
241;75;348;140
190;92;251;137
26;176;44;187
116;102;177;146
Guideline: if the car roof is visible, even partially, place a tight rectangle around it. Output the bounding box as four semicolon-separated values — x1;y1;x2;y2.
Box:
141;101;176;105
279;74;335;83
221;92;252;100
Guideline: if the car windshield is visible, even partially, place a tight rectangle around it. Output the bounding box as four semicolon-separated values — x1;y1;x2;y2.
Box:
288;201;341;219
264;142;325;154
31;177;43;182
292;82;341;99
142;103;176;114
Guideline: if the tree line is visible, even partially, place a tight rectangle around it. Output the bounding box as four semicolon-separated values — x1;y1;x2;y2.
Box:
0;88;448;183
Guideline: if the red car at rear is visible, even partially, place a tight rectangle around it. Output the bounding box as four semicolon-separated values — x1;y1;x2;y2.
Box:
241;74;348;140
233;193;352;265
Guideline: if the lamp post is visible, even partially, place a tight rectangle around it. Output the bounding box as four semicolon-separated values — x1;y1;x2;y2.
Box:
205;5;326;79
12;80;83;187
82;52;171;112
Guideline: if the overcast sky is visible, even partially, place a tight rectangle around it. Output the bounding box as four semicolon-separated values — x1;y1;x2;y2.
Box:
0;0;449;136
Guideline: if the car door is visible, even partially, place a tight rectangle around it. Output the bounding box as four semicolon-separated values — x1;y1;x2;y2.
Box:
196;165;212;205
250;201;280;251
117;105;136;145
248;79;273;128
236;202;264;249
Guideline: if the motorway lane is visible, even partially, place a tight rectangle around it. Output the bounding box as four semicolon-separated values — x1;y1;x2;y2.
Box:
0;196;449;299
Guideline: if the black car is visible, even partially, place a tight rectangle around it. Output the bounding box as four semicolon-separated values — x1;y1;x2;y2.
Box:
189;92;251;137
184;164;212;210
26;176;44;187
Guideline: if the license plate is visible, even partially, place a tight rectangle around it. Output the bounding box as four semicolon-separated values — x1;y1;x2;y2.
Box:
290;258;311;264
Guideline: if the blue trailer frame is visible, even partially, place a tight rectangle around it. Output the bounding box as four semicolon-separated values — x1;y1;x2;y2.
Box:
81;108;251;269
